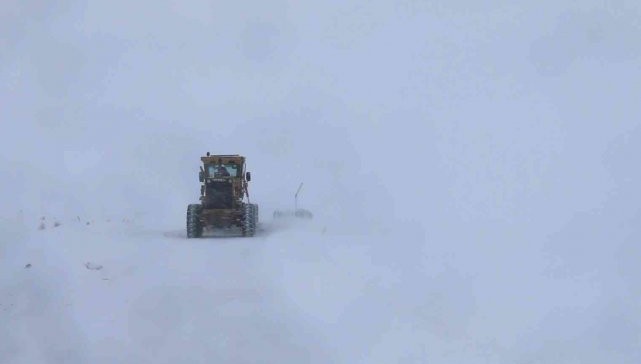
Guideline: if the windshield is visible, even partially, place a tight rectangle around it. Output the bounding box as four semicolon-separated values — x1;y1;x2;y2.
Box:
207;164;239;177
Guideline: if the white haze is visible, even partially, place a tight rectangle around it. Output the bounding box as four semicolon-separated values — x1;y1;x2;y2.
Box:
1;1;641;363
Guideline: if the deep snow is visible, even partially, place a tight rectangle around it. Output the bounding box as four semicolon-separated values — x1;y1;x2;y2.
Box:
1;216;421;363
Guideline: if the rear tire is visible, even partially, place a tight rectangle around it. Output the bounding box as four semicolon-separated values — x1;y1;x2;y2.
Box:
186;204;203;238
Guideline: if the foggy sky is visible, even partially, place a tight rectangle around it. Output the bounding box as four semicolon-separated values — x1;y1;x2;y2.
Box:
2;1;641;363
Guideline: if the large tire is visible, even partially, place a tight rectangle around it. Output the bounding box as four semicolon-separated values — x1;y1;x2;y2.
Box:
186;204;203;238
251;204;259;225
242;203;258;237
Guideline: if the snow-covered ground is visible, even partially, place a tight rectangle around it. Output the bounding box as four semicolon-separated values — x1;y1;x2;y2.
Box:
2;204;640;363
1;216;420;363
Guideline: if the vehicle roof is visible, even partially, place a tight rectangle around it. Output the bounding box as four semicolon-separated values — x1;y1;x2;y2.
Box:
201;155;245;164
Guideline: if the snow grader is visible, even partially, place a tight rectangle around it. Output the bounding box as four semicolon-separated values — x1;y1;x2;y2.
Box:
186;153;258;238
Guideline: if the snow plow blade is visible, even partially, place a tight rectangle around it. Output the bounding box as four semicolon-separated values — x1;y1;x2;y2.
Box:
273;182;313;220
273;208;313;219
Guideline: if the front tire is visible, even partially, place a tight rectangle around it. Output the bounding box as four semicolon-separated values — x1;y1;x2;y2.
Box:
251;204;259;225
186;204;203;238
242;203;258;237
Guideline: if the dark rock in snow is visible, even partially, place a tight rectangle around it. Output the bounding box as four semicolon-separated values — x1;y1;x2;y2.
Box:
85;262;103;270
